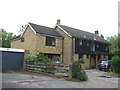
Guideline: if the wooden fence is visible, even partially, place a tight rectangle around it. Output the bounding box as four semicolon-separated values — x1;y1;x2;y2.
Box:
26;61;70;77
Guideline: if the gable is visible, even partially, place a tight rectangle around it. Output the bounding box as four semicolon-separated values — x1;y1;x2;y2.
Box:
29;22;63;38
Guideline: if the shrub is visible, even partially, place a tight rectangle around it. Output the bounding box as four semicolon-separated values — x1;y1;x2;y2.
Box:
111;56;120;74
77;70;88;81
52;56;60;62
111;49;120;56
72;59;88;81
72;61;80;78
26;54;38;62
36;53;45;62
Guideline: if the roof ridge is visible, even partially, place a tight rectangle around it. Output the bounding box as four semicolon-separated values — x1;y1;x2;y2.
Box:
59;25;98;36
59;25;109;43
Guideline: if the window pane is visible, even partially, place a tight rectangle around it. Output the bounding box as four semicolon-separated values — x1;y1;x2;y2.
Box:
46;36;55;46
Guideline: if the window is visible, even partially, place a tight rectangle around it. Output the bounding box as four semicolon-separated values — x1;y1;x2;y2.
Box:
94;37;96;40
91;42;95;51
97;45;99;48
79;54;83;59
46;36;56;46
87;41;89;46
21;37;24;42
105;45;108;51
87;55;89;59
79;39;82;45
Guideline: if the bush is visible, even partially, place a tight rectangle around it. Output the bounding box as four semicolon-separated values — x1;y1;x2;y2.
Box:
36;53;45;62
26;54;38;62
72;59;88;81
77;70;88;81
52;56;60;62
111;56;120;74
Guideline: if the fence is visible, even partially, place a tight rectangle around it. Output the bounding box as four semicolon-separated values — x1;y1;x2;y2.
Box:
26;61;70;77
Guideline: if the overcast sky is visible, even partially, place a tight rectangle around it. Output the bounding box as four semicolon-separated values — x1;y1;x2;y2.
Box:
0;0;119;38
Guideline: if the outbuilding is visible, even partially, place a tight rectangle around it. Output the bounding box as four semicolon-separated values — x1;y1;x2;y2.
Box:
0;48;24;69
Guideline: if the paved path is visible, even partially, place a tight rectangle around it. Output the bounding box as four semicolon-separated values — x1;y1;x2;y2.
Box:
2;69;119;88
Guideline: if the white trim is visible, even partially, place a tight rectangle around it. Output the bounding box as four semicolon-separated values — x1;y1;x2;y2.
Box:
55;25;72;37
28;23;37;34
21;23;36;37
0;48;24;52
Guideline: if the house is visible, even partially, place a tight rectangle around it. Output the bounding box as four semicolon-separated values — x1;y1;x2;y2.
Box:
11;20;110;69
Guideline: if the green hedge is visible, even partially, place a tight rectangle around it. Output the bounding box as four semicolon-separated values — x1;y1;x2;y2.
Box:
111;56;120;74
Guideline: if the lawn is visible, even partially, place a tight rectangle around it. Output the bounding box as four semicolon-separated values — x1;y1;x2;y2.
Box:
105;72;120;77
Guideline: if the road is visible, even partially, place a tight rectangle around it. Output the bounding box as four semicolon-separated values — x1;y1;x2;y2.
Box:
2;69;119;88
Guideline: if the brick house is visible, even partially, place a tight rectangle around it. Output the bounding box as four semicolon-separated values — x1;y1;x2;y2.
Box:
11;20;110;69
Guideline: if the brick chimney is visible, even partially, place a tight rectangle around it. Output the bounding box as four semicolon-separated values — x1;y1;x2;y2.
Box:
95;30;99;35
100;34;104;38
56;19;61;25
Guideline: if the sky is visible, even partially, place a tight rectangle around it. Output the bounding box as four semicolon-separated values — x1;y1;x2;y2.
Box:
0;0;119;38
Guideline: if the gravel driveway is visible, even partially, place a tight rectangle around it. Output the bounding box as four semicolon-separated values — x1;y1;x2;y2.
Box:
2;69;119;88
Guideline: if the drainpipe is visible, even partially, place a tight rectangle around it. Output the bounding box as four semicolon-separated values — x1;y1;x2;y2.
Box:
96;54;98;68
72;38;75;63
62;38;64;63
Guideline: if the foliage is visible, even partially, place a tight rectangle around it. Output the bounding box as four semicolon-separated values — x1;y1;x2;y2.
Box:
77;70;88;81
52;56;60;62
43;55;51;63
36;53;45;62
72;59;88;81
0;29;16;48
111;56;120;74
106;34;120;50
72;61;80;78
111;48;120;57
78;58;85;64
27;53;51;63
18;25;27;34
26;54;38;62
105;72;120;77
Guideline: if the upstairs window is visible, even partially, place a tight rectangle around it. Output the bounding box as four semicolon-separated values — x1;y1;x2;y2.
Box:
79;39;82;45
87;41;90;46
105;45;109;51
91;42;95;51
46;36;56;46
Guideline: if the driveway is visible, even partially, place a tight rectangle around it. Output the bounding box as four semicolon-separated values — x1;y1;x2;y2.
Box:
2;69;119;88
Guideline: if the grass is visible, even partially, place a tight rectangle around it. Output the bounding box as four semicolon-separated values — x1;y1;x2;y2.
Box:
105;72;120;77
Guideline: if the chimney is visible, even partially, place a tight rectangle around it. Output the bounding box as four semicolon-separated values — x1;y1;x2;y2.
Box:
100;34;104;38
95;30;99;35
56;19;61;25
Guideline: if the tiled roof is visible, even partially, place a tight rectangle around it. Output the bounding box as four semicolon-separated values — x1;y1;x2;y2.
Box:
59;25;109;43
29;23;63;38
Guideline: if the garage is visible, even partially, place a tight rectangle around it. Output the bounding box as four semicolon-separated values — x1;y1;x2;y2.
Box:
0;48;24;69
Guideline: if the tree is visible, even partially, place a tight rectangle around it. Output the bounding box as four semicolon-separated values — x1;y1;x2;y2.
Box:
18;25;27;34
111;49;120;74
106;34;120;50
0;29;16;48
